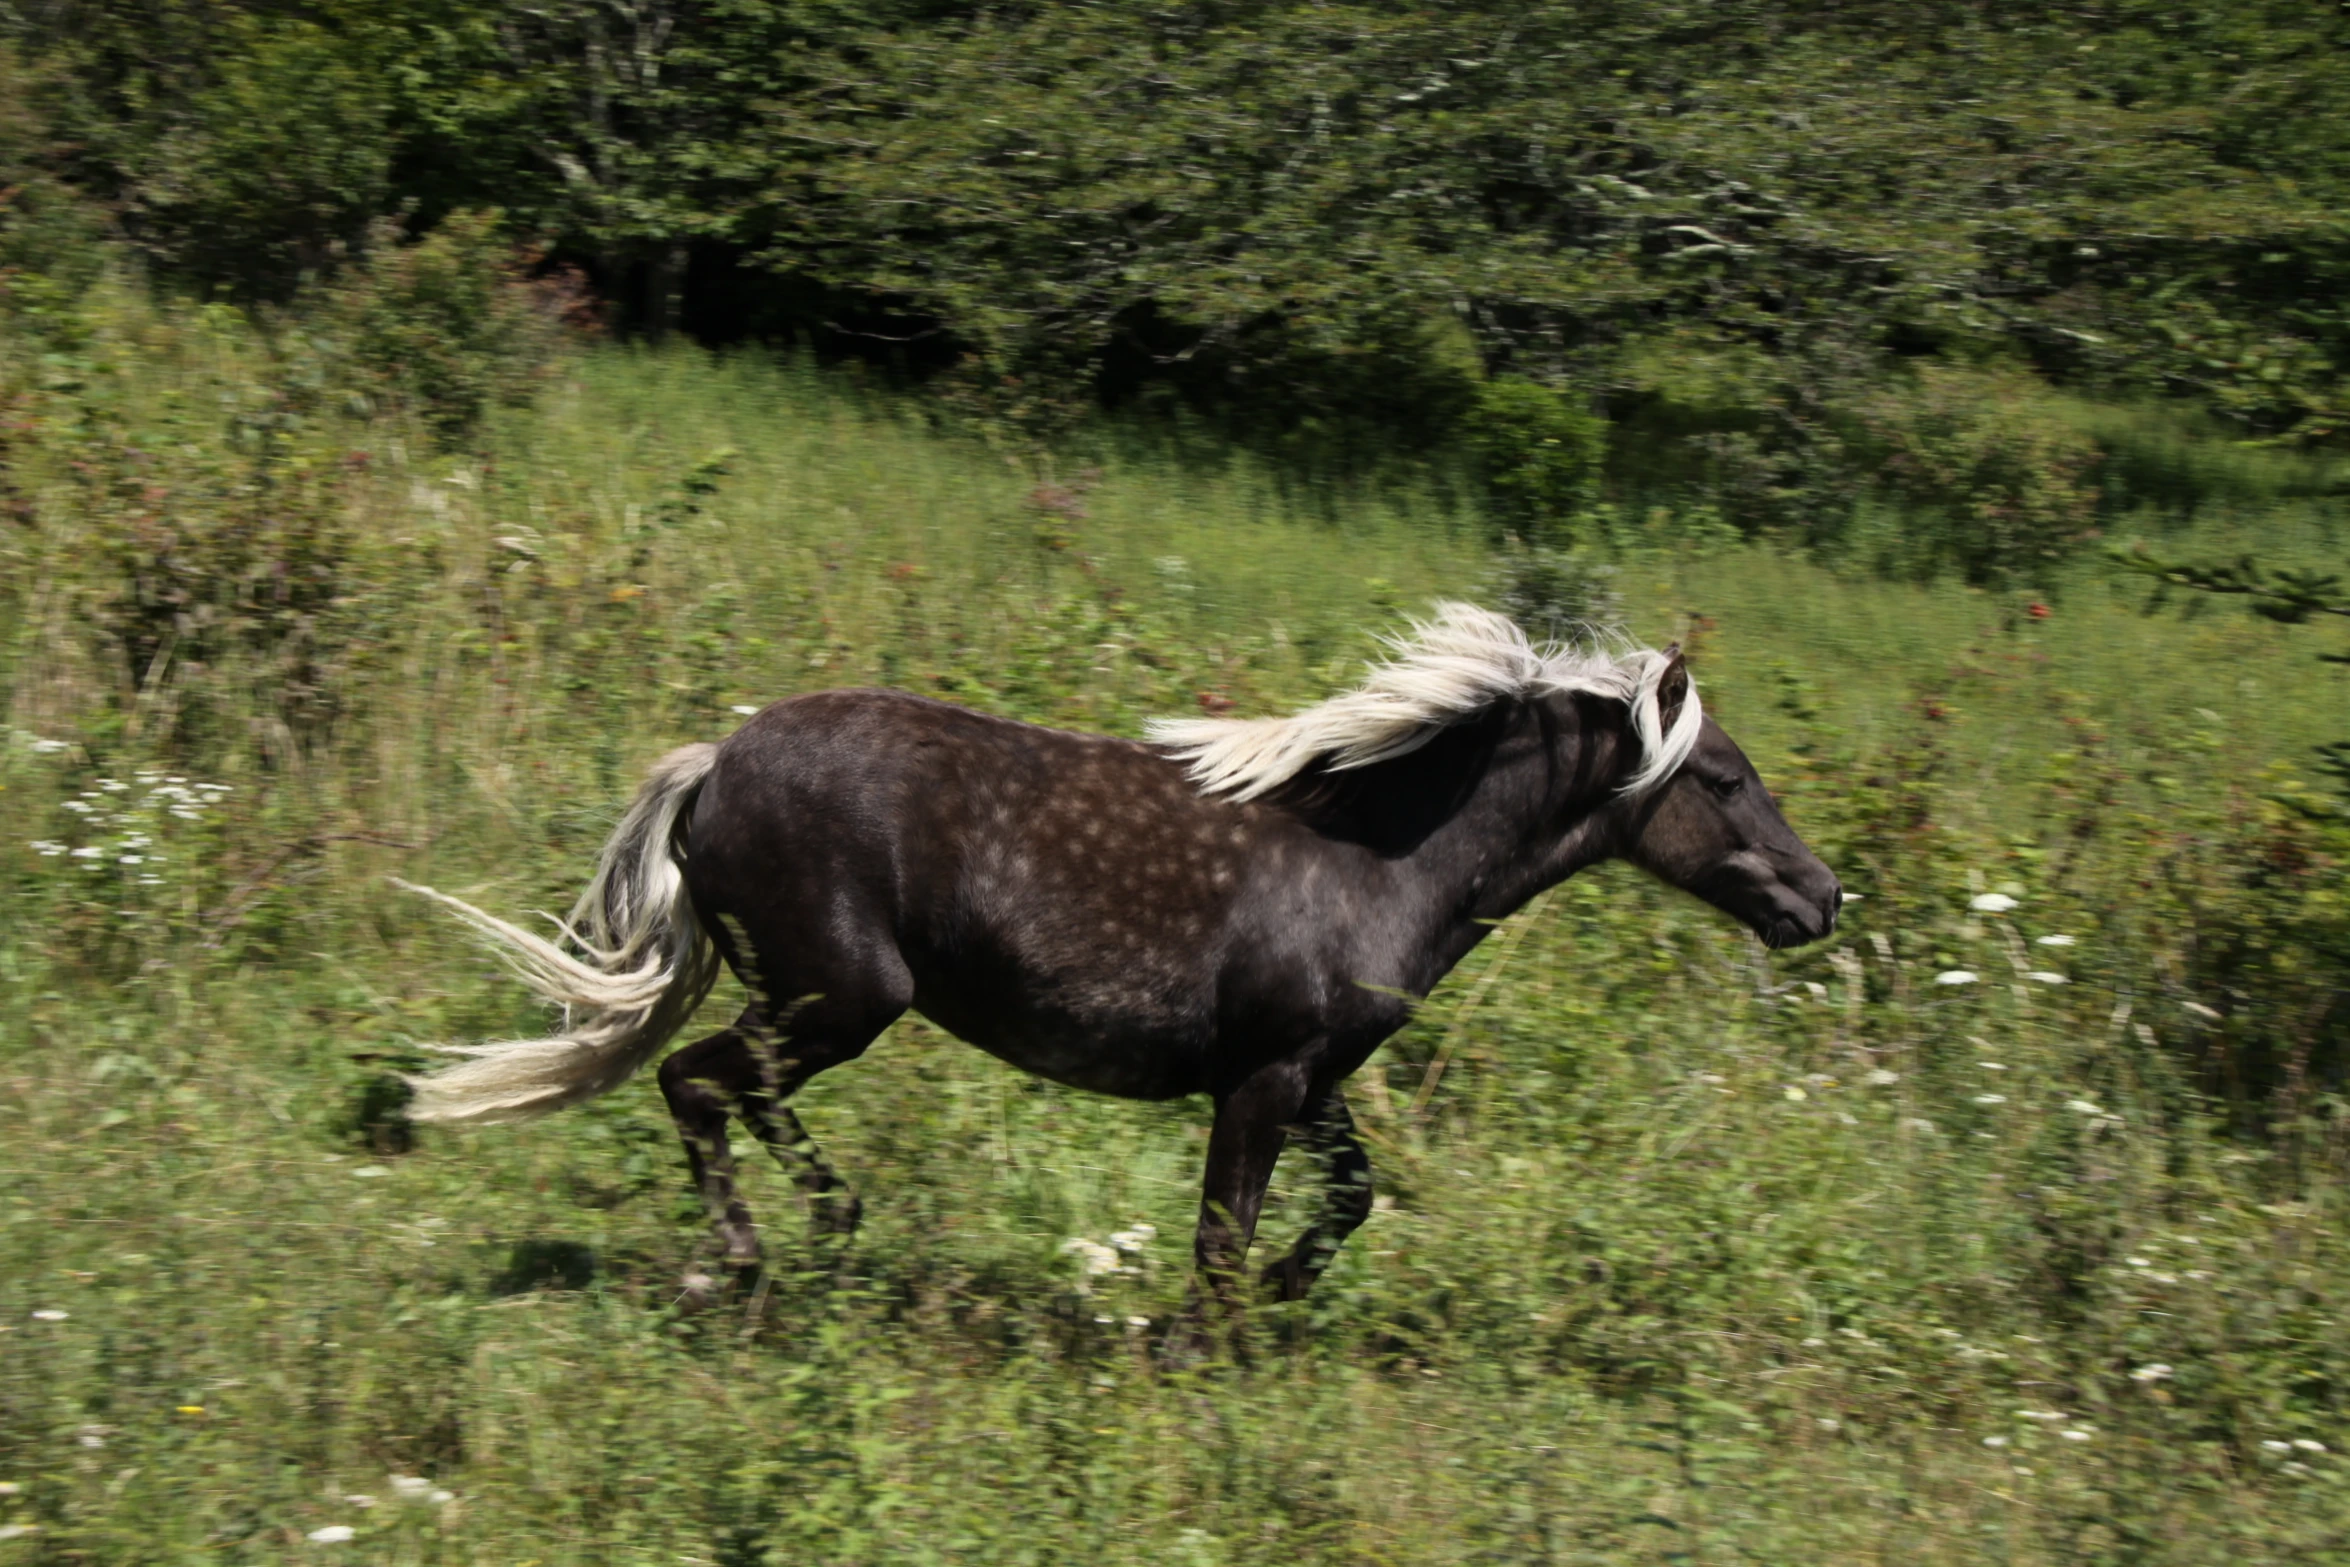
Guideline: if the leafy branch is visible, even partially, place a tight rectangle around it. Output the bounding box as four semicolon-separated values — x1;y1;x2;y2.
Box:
2112;543;2350;643
2114;541;2350;803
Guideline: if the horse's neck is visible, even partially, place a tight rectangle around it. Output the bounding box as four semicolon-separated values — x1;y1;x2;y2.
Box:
1389;700;1623;987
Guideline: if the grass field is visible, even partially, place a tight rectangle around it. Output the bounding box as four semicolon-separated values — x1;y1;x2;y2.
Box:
3;307;2348;1563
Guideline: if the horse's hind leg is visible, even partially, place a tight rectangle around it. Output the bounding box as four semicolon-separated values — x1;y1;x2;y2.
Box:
735;1010;870;1235
657;988;902;1270
1260;1084;1373;1302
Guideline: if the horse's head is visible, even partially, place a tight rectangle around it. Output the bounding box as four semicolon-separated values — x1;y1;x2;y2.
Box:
1612;650;1842;950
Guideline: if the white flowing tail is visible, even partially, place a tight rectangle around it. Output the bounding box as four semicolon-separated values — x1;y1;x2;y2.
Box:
396;743;724;1124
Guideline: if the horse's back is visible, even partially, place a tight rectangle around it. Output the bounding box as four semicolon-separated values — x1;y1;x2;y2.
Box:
685;689;1249;1096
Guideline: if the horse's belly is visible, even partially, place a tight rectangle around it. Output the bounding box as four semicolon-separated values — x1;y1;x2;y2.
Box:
911;982;1208;1101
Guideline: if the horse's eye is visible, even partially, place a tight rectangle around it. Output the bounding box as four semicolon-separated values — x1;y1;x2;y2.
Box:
1710;775;1745;799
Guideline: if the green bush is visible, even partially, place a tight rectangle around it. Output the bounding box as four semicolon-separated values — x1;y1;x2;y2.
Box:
0;46;108;339
123;17;390;300
1849;367;2105;584
1462;376;1607;543
325;211;582;444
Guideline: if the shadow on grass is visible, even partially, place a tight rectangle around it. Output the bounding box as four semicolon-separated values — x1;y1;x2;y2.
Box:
491;1237;601;1294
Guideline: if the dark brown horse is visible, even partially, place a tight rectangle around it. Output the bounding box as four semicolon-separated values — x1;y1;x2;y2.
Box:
402;605;1839;1316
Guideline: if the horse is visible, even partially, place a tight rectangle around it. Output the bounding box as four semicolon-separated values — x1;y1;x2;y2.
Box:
398;603;1840;1321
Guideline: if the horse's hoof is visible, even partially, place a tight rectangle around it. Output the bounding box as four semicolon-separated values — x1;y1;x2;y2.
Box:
811;1191;862;1237
677;1270;723;1311
1258;1256;1309;1303
720;1225;763;1271
1153;1312;1229;1371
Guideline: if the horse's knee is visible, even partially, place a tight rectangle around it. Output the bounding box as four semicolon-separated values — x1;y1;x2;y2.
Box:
656;1046;731;1119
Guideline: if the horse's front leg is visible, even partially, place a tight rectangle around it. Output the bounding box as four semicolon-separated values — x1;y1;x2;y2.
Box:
1180;1055;1314;1344
1259;1083;1372;1301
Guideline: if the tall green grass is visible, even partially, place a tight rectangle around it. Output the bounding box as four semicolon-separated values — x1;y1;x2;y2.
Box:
3;308;2347;1563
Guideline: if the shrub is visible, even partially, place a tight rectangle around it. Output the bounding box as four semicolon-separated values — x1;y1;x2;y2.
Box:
123;17;391;300
0;46;108;339
1850;367;2104;584
1489;545;1622;638
324;211;583;444
1462;376;1607;543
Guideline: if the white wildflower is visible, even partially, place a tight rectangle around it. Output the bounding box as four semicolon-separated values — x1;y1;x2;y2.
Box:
2061;1428;2093;1441
68;846;101;858
1978;1061;2007;1071
118;855;142;865
1783;1085;1808;1101
2038;934;2076;946
2294;1439;2327;1453
1126;1315;1150;1329
0;1483;18;1497
1970;893;2019;913
427;1491;453;1506
2183;1001;2223;1021
1902;1118;1937;1134
2263;1440;2293;1453
730;705;760;716
306;1525;356;1544
30;737;68;754
2066;1100;2105;1116
344;1495;376;1510
1974;1094;2007;1105
1983;1435;2009;1447
1865;1068;1900;1086
2130;1364;2173;1383
1060;1238;1124;1282
30;1310;67;1322
1935;970;1979;986
2027;971;2069;985
2127;1257;2150;1267
28;841;66;856
388;1475;432;1501
2018;1410;2068;1422
1106;1224;1157;1254
0;1525;31;1542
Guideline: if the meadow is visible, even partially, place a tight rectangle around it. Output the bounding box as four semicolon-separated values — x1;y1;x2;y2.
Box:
2;294;2348;1564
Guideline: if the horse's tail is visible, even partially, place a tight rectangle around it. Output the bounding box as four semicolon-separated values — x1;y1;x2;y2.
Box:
395;742;724;1124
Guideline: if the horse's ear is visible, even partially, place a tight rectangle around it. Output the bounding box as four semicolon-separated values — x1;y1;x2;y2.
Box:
1656;644;1692;725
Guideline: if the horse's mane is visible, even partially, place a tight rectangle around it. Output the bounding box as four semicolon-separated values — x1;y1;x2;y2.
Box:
1147;602;1701;803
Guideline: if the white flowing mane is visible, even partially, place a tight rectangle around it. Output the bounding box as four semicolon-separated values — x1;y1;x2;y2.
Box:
1147;601;1702;802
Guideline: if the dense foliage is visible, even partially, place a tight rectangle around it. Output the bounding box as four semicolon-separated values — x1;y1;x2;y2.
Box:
7;3;2350;466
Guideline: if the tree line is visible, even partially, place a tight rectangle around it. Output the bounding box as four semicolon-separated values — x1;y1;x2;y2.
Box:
4;3;2347;501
